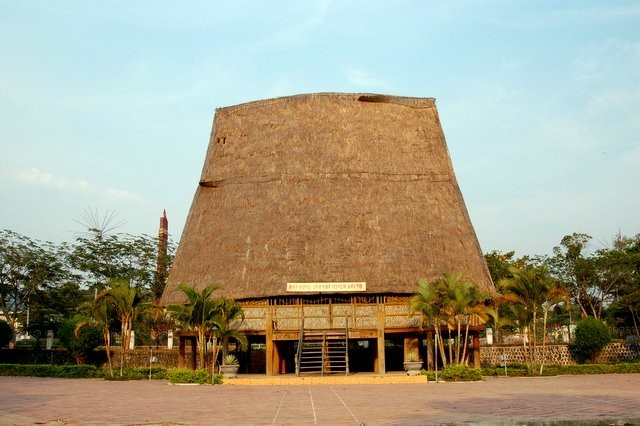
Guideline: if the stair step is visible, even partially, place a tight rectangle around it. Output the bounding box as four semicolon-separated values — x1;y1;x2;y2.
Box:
297;329;349;377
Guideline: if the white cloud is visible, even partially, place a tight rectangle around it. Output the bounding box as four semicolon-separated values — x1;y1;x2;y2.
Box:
5;168;141;202
347;69;389;89
104;187;141;202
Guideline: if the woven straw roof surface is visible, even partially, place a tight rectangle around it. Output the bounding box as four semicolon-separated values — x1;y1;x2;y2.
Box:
161;93;494;305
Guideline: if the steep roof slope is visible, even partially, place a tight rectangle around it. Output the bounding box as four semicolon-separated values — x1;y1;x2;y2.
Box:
161;93;493;304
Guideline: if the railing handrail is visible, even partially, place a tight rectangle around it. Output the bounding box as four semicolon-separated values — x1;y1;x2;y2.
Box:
345;318;350;375
295;317;304;377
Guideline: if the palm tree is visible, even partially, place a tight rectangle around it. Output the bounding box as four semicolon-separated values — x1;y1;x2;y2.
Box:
538;280;570;374
96;279;143;376
499;266;543;363
166;283;222;370
439;274;491;365
76;297;115;377
410;277;448;366
499;265;569;373
411;273;490;366
211;298;248;372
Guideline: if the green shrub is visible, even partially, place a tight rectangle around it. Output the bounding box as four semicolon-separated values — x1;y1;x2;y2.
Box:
166;368;221;384
98;367;167;381
440;365;483;382
613;363;640;374
0;320;12;347
58;317;102;364
572;317;612;363
481;362;640;377
0;364;97;378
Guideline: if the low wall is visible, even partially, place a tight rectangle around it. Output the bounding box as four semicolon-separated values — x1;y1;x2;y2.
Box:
4;342;640;369
481;342;640;367
109;348;180;369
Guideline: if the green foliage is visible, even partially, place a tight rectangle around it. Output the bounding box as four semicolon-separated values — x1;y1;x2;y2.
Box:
97;279;145;375
167;284;222;370
0;230;74;339
58;317;102;364
68;228;172;294
405;352;420;362
481;362;640;376
167;284;247;372
97;367;167;381
439;365;483;381
0;320;12;347
572;317;612;363
411;273;491;366
166;368;221;384
0;364;97;378
223;354;238;365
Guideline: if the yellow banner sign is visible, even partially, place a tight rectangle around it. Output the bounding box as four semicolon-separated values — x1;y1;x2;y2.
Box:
286;282;367;292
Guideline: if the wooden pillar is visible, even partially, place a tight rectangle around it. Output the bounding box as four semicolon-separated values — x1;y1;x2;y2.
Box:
178;335;186;368
473;332;481;369
265;310;275;376
375;304;386;374
426;332;434;370
190;337;197;370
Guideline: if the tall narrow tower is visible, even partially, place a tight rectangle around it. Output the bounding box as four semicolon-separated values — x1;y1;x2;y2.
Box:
155;210;169;302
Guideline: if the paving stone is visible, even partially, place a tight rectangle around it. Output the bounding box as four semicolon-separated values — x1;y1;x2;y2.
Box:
0;374;639;425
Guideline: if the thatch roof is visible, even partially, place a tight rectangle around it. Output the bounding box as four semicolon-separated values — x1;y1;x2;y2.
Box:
161;93;494;305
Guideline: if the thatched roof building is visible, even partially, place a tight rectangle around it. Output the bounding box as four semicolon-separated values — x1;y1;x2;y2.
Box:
161;93;492;305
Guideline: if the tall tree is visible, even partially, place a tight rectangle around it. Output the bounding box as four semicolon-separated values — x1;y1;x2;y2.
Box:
410;277;448;366
411;273;490;366
499;265;569;372
69;230;173;295
0;230;71;345
96;279;143;376
167;284;222;370
77;296;116;376
549;233;601;319
604;234;640;338
212;298;248;369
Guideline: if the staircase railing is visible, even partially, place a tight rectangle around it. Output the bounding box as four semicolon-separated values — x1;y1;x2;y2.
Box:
344;319;350;375
296;316;350;377
321;332;326;377
295;318;304;377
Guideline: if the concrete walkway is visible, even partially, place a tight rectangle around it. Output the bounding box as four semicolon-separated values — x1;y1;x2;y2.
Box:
1;374;640;425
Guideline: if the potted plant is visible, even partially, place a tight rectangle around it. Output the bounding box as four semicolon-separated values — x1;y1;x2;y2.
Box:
403;352;423;376
220;354;240;378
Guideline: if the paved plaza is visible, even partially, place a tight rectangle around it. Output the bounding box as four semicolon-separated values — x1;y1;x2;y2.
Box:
1;374;640;425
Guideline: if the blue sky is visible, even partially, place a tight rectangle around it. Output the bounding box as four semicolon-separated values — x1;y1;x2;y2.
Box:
1;1;639;257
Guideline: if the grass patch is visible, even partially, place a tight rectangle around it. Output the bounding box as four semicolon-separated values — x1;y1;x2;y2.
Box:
97;367;167;381
166;368;222;385
482;362;640;377
0;364;97;378
422;365;483;382
421;362;640;381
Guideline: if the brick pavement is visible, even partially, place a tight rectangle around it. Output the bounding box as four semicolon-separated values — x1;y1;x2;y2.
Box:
1;374;639;425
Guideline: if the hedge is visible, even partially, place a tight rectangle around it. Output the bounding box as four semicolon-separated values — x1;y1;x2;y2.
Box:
166;368;222;385
0;364;97;378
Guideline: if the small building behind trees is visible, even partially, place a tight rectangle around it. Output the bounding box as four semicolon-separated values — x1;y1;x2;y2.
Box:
160;93;495;375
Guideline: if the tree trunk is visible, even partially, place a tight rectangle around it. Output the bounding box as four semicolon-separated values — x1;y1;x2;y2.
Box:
629;305;640;341
222;335;229;360
104;330;114;377
461;322;470;366
197;328;206;370
456;321;462;365
539;309;549;376
435;323;447;367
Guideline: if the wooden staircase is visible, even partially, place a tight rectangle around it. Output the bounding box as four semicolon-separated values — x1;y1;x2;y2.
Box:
296;329;349;376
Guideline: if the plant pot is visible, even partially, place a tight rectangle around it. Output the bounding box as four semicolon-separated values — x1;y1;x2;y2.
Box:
220;364;239;378
403;361;423;376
